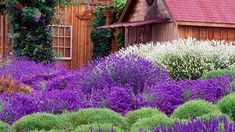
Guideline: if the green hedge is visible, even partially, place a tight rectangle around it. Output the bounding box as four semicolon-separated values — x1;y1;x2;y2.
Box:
65;108;128;130
171;100;221;120
130;114;175;131
74;123;122;132
218;93;235;119
0;120;11;131
125;108;161;127
13;113;72;131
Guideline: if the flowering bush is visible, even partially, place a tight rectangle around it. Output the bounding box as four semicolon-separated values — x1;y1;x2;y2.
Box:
0;94;39;124
106;87;134;115
179;75;232;102
0;90;85;124
0;59;70;90
77;54;170;96
153;117;235;132
142;81;185;115
119;38;235;79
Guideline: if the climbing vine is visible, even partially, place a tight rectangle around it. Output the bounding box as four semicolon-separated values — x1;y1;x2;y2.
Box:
4;0;69;63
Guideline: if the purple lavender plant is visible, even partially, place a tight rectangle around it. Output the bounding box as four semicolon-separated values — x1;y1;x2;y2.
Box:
153;117;235;132
179;75;232;102
106;87;134;115
143;81;185;115
0;59;70;90
0;93;39;124
77;54;170;96
33;89;86;113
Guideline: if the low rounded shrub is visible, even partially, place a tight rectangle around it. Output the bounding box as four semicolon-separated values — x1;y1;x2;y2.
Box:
13;113;72;131
200;69;234;80
74;123;122;132
200;111;229;121
130;114;175;131
218;93;235;119
0;120;10;131
65;108;128;129
171;100;220;119
125;108;161;127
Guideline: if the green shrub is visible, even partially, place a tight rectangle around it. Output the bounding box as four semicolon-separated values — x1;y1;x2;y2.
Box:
74;123;122;132
171;100;220;119
0;120;11;131
65;108;128;130
218;93;235;119
13;113;72;131
90;8;113;59
200;111;229;121
231;80;235;86
130;114;175;131
200;69;234;80
125;108;161;127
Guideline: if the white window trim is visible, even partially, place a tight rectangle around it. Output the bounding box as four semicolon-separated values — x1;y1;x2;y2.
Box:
52;24;73;60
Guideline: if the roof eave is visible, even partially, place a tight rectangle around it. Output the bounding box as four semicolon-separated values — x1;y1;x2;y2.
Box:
176;21;235;28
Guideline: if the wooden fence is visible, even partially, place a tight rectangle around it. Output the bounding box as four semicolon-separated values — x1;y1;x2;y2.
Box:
0;1;112;69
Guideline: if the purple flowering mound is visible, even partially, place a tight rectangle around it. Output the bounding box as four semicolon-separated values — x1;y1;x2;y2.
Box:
179;75;232;102
0;93;39;124
153;117;235;132
77;54;170;95
0;59;70;90
142;81;185;115
0;90;86;124
75;54;170;113
106;87;135;115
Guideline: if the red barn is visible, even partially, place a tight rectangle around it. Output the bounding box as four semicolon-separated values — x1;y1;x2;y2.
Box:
100;0;235;47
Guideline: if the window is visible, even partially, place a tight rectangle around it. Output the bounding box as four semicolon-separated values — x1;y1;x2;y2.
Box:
52;25;72;60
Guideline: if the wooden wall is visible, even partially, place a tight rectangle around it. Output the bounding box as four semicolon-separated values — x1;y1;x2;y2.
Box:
55;5;94;69
178;25;235;42
125;23;178;46
0;13;11;57
151;23;178;42
125;25;152;46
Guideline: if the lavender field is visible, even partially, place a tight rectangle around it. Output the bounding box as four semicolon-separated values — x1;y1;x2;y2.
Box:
1;39;235;131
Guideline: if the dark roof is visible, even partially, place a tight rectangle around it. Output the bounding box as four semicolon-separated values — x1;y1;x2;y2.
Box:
119;0;235;24
98;18;171;29
165;0;235;24
118;0;137;23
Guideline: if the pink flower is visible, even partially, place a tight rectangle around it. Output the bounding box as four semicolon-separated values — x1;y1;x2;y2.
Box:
16;2;23;10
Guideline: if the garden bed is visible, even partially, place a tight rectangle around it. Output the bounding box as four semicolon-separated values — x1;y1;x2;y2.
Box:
1;39;235;131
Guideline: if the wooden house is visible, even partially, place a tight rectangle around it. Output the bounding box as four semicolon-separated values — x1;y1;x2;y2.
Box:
100;0;235;47
0;0;112;69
